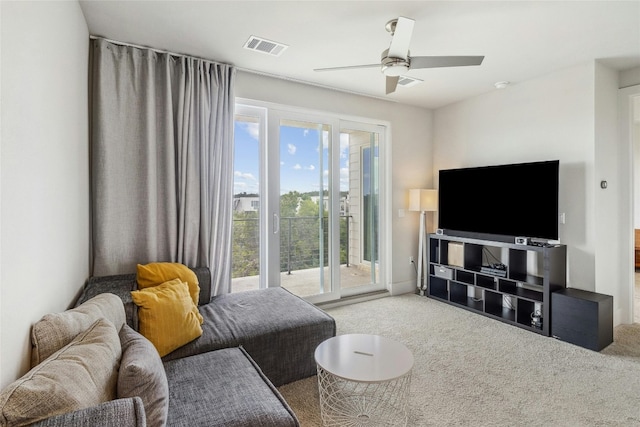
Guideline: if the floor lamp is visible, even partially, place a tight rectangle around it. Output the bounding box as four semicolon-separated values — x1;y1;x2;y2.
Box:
409;189;438;295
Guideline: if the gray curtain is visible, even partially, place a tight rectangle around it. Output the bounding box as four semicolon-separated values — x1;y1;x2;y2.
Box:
91;38;235;295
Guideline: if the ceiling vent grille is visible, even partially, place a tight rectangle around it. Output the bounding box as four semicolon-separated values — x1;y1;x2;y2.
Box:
397;75;423;87
244;36;288;57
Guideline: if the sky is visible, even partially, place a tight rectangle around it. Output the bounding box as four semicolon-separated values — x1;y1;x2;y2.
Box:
233;120;351;195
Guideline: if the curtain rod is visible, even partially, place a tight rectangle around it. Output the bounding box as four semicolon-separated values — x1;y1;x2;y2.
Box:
90;35;399;105
89;35;226;65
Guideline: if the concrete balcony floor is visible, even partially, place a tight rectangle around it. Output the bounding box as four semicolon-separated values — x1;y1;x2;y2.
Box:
231;264;376;298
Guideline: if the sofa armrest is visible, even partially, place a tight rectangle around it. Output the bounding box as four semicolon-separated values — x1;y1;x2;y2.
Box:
30;397;146;427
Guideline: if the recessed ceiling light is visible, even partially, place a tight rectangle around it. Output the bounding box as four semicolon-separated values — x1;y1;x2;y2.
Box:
494;81;510;89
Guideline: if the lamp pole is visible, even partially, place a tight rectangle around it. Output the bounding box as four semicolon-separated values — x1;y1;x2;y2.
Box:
417;210;426;295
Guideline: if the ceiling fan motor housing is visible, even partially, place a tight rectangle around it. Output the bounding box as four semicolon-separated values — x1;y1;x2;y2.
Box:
381;49;410;76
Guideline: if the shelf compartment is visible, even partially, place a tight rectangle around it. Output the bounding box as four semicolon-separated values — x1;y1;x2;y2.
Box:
516;299;542;331
429;276;448;300
456;270;475;285
463;244;483;270
429;238;442;264
508;249;527;278
509;271;544;287
484;290;515;322
498;279;543;302
450;282;483;311
476;274;497;290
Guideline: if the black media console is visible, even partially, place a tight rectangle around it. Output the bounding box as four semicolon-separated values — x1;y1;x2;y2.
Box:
427;233;567;337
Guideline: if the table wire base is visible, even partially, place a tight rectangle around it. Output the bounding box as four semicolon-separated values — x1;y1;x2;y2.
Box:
316;366;411;427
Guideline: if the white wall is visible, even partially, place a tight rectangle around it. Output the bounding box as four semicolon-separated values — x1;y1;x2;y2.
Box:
235;71;433;295
594;62;627;324
620;66;640;89
0;1;89;388
434;63;597;292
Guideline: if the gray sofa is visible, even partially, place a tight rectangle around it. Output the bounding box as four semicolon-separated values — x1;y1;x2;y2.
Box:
0;267;336;426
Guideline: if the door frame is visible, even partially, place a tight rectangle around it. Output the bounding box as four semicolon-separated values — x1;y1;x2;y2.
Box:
621;84;640;324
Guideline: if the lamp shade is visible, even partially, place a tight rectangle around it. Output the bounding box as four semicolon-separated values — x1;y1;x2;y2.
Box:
408;189;422;211
420;189;438;212
408;189;438;212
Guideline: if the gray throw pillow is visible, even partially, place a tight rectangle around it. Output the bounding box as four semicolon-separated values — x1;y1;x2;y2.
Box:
31;293;125;367
118;324;169;427
0;318;120;426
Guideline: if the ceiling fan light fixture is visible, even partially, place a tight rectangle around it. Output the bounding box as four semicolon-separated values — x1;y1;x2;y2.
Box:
381;55;410;76
382;63;409;77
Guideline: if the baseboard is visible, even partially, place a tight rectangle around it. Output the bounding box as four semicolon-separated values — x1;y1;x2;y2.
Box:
317;290;390;310
389;280;418;296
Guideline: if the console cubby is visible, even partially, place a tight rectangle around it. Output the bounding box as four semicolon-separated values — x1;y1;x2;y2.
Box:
426;234;566;336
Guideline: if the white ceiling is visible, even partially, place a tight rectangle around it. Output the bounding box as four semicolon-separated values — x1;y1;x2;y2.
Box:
79;1;640;110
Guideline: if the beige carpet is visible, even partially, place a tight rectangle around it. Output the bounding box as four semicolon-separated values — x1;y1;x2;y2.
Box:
278;294;640;426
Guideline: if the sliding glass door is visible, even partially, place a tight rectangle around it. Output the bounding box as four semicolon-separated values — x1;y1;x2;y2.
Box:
231;102;386;303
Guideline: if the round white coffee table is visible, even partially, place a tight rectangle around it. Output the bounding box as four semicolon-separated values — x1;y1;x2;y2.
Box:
314;334;414;426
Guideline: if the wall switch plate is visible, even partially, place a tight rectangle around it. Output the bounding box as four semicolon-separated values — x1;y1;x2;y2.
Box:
398;209;405;218
559;213;566;224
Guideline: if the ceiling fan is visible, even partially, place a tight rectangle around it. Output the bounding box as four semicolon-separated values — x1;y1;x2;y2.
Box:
314;16;485;95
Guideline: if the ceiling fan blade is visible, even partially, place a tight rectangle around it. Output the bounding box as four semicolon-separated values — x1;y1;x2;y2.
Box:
387;16;415;60
314;63;380;72
386;76;399;95
410;56;485;69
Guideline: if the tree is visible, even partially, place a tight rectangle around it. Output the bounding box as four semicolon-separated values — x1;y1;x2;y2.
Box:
280;191;303;217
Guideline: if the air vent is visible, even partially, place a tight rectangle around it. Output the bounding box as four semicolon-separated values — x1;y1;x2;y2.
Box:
397;75;423;87
243;36;288;57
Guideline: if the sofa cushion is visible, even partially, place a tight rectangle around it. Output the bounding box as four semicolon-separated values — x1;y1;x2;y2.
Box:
131;278;203;357
29;397;146;427
75;274;140;330
31;293;125;366
0;319;120;426
137;262;200;306
118;325;168;427
163;347;299;427
161;287;336;386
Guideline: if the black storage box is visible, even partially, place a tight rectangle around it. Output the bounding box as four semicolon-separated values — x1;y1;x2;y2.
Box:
551;288;613;351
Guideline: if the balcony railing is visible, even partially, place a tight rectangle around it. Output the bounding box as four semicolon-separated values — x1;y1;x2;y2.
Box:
232;215;352;279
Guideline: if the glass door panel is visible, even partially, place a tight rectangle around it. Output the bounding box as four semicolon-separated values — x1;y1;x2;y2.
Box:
278;119;335;299
231;106;264;293
339;124;383;296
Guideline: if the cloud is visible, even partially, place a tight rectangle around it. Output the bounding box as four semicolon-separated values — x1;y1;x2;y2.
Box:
305;165;315;171
340;167;349;189
237;122;259;141
234;171;257;182
288;143;296;155
340;133;349;159
303;129;309;137
293;164;302;170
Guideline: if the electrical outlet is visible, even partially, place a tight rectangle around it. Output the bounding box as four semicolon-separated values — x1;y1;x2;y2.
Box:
409;256;414;264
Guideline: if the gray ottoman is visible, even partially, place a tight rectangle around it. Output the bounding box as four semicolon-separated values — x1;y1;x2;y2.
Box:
164;347;299;426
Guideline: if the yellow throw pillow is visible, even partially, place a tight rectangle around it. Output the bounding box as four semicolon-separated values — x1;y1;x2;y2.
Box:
136;262;201;306
131;279;203;357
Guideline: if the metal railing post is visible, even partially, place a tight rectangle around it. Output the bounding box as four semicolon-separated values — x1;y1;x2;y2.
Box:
346;216;350;267
287;217;292;275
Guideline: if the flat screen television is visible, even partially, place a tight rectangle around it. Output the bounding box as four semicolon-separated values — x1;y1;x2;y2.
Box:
438;160;559;241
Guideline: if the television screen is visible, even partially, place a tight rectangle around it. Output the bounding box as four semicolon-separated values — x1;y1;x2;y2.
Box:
438;160;559;240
